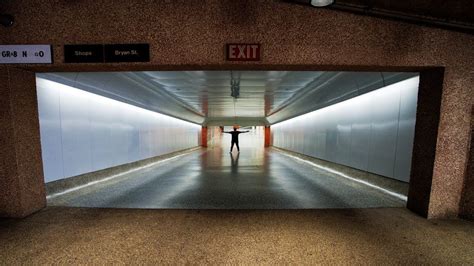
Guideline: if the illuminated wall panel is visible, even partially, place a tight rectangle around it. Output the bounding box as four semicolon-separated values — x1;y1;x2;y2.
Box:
272;77;419;182
36;77;200;183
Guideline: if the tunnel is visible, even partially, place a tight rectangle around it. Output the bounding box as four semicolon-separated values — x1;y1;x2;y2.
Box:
1;0;473;263
35;71;419;210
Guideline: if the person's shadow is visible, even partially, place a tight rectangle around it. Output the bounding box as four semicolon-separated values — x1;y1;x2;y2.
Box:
230;152;240;174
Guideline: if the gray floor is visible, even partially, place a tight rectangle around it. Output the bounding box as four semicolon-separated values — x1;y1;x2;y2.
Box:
48;136;406;209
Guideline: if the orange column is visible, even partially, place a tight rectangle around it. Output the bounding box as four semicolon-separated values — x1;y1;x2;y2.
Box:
201;126;208;147
264;126;271;147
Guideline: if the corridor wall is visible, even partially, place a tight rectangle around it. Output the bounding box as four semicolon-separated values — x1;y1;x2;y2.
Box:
272;76;419;182
36;77;200;183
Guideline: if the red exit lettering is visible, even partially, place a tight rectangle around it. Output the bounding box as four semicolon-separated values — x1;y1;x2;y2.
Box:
226;44;261;61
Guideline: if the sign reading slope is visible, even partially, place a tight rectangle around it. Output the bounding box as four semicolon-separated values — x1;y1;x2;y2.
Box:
0;45;52;64
64;44;104;63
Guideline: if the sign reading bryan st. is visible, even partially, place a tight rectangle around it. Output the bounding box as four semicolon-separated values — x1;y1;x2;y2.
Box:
104;44;149;63
226;44;260;61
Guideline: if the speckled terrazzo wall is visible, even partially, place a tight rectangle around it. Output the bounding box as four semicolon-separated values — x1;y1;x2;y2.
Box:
0;0;473;218
0;67;46;217
407;70;444;218
460;107;474;220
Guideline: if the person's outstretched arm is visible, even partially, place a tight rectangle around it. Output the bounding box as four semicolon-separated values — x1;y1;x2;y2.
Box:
241;130;250;133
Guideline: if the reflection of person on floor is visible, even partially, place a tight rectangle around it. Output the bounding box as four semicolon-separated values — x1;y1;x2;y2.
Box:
230;152;239;173
224;127;249;153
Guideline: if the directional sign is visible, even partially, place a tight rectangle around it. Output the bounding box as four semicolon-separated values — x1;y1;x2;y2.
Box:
104;44;149;62
64;44;104;63
0;45;52;64
64;44;150;63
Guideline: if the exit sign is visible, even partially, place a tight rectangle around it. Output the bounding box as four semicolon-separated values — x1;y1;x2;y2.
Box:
226;44;261;61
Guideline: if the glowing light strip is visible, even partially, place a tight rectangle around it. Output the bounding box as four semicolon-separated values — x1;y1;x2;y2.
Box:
46;148;200;199
37;78;202;129
278;152;408;202
272;76;420;128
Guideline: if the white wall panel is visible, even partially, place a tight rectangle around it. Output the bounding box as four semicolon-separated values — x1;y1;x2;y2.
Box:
272;77;419;182
59;83;93;178
90;95;115;171
325;108;338;163
367;83;400;177
36;77;200;183
335;103;352;166
36;79;64;182
314;116;327;159
349;95;371;171
394;81;419;182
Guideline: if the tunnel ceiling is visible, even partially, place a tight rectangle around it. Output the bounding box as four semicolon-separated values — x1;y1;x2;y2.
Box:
285;0;474;33
335;0;474;25
38;71;416;125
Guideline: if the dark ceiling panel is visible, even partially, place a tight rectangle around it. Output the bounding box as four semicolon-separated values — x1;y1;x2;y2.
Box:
335;0;474;24
285;0;474;33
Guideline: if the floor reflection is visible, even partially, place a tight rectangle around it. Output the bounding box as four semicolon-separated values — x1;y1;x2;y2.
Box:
230;152;239;174
49;127;406;209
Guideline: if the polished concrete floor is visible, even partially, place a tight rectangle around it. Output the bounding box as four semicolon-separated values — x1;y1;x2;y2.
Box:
1;207;473;264
49;132;406;209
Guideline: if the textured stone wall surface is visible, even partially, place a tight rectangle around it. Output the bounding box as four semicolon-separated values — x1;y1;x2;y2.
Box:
0;0;473;218
460;107;474;220
0;67;46;217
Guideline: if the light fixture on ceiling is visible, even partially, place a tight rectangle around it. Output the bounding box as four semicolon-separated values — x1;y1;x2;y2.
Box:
230;79;240;98
285;0;334;7
0;14;14;27
310;0;334;7
230;71;240;99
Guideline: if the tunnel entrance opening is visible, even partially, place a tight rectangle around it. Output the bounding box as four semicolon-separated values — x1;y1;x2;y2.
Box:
216;126;264;151
35;70;427;211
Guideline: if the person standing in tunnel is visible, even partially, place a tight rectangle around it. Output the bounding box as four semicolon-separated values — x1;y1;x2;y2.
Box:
224;127;249;153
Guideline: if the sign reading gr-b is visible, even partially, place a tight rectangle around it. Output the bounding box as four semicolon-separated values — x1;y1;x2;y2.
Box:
0;45;52;64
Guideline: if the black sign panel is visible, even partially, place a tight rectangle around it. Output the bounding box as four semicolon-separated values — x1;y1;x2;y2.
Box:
104;44;150;63
64;44;104;63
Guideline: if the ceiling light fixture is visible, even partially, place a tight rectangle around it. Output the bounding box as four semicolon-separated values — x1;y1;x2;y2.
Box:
0;14;14;27
285;0;334;7
230;71;240;99
230;79;240;98
310;0;334;7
